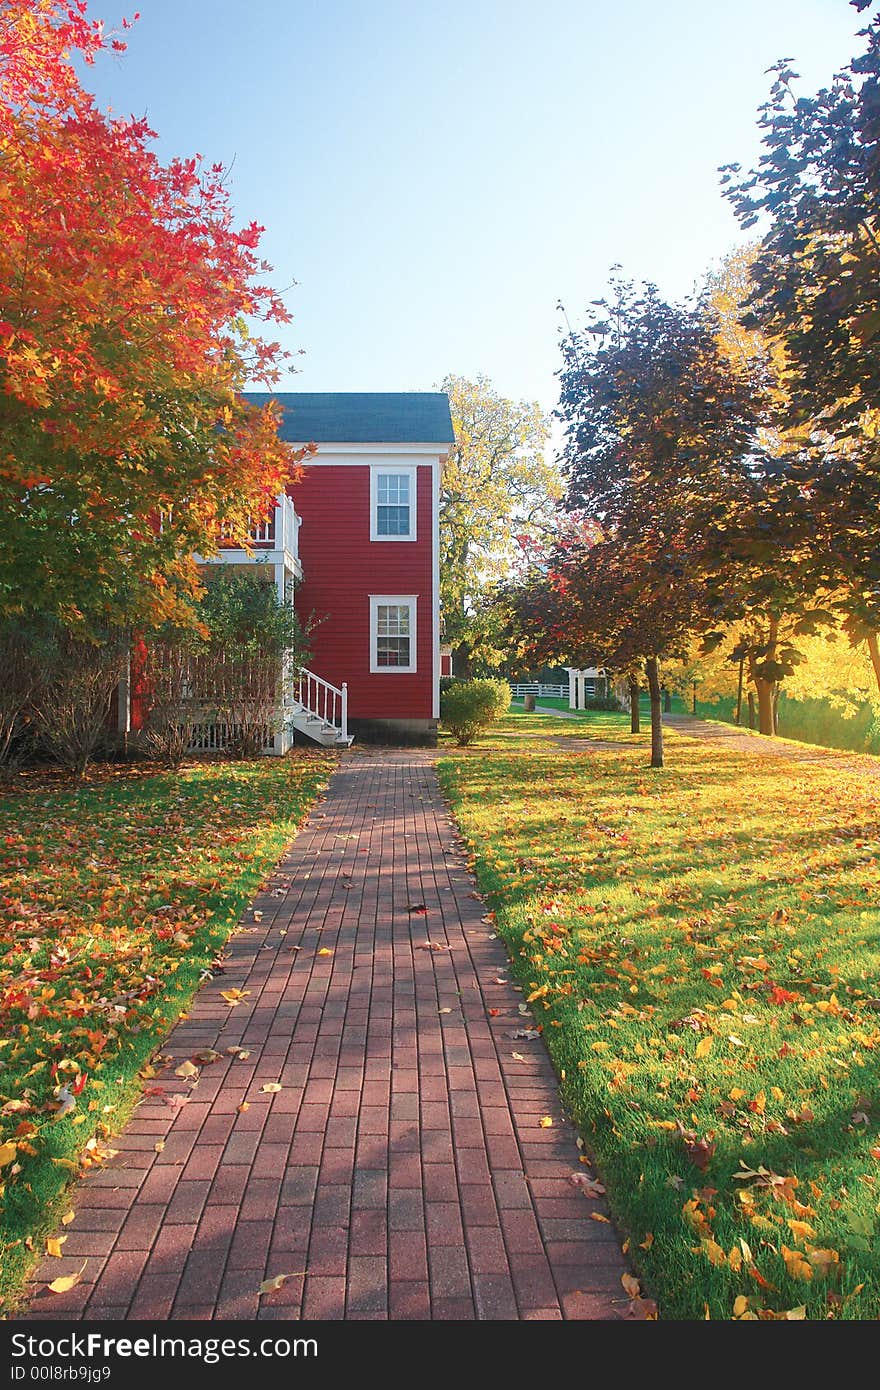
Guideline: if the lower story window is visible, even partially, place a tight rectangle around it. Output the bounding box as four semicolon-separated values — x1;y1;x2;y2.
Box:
370;595;417;673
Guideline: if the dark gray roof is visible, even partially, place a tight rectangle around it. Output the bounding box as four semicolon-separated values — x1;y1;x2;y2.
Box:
243;391;454;445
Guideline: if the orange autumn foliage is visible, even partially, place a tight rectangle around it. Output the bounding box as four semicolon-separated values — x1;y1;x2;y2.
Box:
0;1;309;633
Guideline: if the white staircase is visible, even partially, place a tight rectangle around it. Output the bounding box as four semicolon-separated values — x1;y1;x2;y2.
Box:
285;668;353;748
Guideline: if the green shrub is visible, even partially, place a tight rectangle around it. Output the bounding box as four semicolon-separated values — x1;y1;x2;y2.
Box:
440;679;510;745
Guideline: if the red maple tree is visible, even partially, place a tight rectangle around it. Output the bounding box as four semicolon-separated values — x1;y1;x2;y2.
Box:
0;0;310;633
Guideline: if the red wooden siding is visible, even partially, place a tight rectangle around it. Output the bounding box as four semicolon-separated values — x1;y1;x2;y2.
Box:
291;462;435;721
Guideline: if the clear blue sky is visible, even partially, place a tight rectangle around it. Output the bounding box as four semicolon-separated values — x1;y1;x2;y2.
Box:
85;0;864;416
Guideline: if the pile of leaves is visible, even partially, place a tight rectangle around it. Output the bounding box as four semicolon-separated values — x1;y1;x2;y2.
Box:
439;711;880;1319
0;753;331;1309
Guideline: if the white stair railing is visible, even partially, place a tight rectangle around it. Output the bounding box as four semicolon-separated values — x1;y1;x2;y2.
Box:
288;667;348;740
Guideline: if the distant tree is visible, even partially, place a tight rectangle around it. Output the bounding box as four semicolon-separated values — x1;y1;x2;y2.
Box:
439;374;559;676
550;279;763;757
721;3;880;688
510;529;708;767
694;251;850;734
667;618;880;734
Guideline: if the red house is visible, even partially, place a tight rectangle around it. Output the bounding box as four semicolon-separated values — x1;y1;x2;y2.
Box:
176;391;454;749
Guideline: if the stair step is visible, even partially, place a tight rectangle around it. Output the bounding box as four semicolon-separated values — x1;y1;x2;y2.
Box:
286;708;351;748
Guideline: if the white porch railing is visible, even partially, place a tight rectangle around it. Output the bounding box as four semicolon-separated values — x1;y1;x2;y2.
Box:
287;667;348;740
218;492;301;556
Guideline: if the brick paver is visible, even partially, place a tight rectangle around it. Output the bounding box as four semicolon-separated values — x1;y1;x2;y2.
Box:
23;749;630;1321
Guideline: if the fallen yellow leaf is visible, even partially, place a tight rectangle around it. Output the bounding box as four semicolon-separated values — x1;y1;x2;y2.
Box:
258;1272;305;1295
317;948;333;957
621;1273;641;1298
538;1116;553;1128
0;1141;17;1167
61;1211;75;1226
46;1237;66;1257
701;1238;728;1267
696;1036;713;1059
781;1245;813;1281
48;1263;86;1294
807;1247;839;1278
261;1083;282;1093
220;989;250;1006
786;1218;815;1244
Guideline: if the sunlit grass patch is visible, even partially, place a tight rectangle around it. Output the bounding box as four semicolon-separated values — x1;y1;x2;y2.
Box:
438;713;880;1320
0;753;332;1310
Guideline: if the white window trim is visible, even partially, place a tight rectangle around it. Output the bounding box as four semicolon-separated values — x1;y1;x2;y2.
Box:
370;464;417;542
370;594;418;674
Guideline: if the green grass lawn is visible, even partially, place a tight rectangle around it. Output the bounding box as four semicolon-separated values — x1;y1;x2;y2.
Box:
0;752;332;1311
438;710;880;1320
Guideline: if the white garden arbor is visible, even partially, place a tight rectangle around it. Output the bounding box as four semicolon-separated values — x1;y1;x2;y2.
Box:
564;667;606;709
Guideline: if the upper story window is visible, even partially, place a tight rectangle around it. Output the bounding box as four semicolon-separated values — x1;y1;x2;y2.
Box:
371;465;417;541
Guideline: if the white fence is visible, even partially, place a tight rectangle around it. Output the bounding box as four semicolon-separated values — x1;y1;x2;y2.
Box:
509;683;568;699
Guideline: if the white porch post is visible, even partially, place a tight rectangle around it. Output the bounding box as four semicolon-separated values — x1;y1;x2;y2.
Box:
118;653;131;734
275;561;285;605
567;667;577;710
576;670;586;709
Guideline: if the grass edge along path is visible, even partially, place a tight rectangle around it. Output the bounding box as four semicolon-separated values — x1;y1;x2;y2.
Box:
0;752;334;1313
437;712;880;1321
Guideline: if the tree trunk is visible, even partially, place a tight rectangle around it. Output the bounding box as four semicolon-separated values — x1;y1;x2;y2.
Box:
747;690;756;730
748;615;779;738
662;687;671;713
645;656;663;768
754;678;775;736
628;678;640;733
772;686;780;737
453;643;473;680
735;655;745;725
867;631;880;697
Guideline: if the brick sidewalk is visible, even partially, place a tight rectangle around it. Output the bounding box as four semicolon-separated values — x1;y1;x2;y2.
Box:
23;749;629;1321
